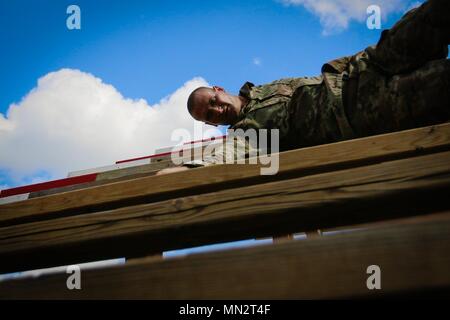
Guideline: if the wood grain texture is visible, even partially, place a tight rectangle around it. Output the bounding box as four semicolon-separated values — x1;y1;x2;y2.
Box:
28;159;176;199
28;146;215;199
1;151;449;273
2;218;450;299
0;123;449;226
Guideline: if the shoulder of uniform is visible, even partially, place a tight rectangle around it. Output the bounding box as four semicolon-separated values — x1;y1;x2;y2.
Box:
322;55;353;74
231;118;262;131
239;81;255;100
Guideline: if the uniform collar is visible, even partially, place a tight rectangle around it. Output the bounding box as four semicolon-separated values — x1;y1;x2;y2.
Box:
235;81;255;122
238;81;255;100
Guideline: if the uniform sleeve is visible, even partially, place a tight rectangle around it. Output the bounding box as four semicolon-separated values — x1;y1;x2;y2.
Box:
183;119;262;167
365;0;449;75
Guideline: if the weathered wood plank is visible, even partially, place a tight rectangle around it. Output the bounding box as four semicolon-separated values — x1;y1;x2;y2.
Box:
2;218;450;299
323;209;450;233
1;151;449;273
0;123;449;226
29;145;223;198
28;159;175;199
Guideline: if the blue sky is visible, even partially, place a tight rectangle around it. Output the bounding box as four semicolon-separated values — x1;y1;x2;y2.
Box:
1;0;442;278
0;0;415;114
0;0;430;188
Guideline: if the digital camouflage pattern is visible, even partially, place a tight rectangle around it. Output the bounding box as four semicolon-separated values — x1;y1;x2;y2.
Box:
191;0;449;166
231;0;450;151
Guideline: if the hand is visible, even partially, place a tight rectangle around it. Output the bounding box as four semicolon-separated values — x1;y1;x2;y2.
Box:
155;166;190;176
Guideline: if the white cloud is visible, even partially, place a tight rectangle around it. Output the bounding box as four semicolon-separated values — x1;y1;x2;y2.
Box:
0;69;220;185
281;0;421;35
253;57;262;66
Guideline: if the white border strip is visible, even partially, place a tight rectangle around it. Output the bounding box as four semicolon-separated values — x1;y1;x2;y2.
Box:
0;193;30;205
67;158;151;178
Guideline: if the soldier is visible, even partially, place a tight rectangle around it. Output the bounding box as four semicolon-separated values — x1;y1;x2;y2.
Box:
159;0;450;174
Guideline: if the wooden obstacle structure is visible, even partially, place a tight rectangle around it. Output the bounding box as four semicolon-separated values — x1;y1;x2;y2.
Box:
0;123;450;299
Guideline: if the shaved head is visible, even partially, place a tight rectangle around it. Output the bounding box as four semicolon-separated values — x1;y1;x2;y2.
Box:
187;87;212;118
186;85;246;126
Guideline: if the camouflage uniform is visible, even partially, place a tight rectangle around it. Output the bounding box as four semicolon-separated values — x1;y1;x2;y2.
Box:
190;0;449;166
232;0;450;151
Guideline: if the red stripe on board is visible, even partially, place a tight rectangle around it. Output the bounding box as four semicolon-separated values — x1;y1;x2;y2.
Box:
116;151;173;164
0;173;98;198
116;136;228;164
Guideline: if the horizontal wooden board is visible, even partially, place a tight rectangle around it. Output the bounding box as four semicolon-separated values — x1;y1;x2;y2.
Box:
2;218;450;299
16;148;218;200
1;151;449;273
0;193;30;205
29;153;219;199
1;123;449;226
0;173;98;198
116;138;225;163
67;158;151;178
28;159;176;199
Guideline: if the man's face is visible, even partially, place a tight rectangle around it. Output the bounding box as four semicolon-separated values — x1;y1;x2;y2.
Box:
190;86;240;126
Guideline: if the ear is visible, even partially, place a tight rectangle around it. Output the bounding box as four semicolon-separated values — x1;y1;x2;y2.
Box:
212;86;225;92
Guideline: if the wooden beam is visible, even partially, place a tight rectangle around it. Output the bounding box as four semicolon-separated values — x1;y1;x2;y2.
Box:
2;218;450;299
0;123;449;226
12;146;220;200
305;230;322;239
28;159;175;199
27;145;224;199
322;210;450;234
272;234;294;243
1;151;449;273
